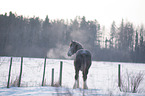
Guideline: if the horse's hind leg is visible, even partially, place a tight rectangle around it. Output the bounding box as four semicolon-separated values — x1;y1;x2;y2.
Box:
83;70;88;89
73;70;79;89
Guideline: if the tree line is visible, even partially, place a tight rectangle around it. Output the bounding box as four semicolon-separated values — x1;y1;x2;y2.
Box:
0;12;145;63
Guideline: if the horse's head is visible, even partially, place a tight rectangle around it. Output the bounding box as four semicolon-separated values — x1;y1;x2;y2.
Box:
67;40;83;56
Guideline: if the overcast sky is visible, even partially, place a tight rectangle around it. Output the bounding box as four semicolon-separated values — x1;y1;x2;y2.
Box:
1;0;145;31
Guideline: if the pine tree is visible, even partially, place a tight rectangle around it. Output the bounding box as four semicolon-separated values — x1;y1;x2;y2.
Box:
135;31;139;51
118;19;124;50
139;25;144;47
110;21;116;48
41;15;51;48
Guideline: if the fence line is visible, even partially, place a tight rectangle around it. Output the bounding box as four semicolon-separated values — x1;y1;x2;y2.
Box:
51;68;54;86
7;57;12;88
59;61;63;86
18;57;23;87
0;56;144;89
1;56;63;88
3;57;64;88
42;58;47;86
118;64;121;88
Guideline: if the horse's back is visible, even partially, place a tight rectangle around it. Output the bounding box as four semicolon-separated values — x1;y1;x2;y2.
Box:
75;49;91;71
76;49;91;59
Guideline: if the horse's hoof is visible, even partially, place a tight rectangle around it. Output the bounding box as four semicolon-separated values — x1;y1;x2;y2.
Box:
83;81;88;89
83;84;88;89
73;85;78;89
83;86;88;89
73;86;77;89
73;80;79;89
73;84;79;89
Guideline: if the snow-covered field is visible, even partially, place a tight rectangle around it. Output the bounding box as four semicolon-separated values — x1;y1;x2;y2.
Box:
0;57;145;96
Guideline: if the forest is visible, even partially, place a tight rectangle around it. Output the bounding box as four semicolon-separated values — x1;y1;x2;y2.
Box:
0;12;145;63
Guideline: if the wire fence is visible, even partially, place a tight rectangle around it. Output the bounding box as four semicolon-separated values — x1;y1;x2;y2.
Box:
0;56;145;91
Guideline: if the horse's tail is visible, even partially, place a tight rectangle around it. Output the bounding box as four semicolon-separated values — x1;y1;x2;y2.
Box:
81;54;87;75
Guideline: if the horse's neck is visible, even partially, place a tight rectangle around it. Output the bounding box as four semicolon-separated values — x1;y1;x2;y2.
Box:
76;45;83;52
78;44;83;49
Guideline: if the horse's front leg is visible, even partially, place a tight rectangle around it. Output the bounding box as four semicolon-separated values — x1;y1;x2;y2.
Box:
73;70;79;89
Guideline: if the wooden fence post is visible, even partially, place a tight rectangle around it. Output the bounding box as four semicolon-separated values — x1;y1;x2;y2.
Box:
42;57;47;86
118;64;121;88
18;57;23;87
7;57;13;88
51;68;54;86
59;61;63;86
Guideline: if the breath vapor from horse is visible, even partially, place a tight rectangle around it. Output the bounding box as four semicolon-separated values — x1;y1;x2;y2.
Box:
67;41;92;89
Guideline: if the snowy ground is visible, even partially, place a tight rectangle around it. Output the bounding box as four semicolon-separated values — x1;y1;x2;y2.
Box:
0;57;145;96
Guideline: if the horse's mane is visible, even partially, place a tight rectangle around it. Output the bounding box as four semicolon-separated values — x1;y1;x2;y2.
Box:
72;41;83;50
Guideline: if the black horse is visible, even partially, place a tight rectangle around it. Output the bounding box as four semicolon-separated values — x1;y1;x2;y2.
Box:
67;41;92;89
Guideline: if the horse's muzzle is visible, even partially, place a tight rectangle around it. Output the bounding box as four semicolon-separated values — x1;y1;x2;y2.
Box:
67;52;71;56
67;50;72;56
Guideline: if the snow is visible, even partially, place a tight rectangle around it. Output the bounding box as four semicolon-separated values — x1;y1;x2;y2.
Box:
0;87;104;96
0;57;145;96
